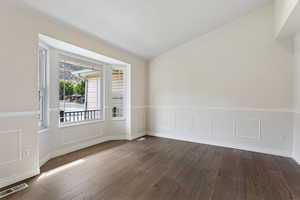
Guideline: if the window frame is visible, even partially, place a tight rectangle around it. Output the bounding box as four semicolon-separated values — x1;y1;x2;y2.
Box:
57;50;106;126
38;43;50;130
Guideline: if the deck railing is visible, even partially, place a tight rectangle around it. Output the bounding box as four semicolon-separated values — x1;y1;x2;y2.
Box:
60;110;102;123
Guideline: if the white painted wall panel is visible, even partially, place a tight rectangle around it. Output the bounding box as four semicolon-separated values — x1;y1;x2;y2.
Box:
235;120;260;140
175;110;193;131
61;123;105;145
0;130;21;166
212;120;234;138
0;115;39;188
148;108;293;157
191;114;211;138
293;113;300;163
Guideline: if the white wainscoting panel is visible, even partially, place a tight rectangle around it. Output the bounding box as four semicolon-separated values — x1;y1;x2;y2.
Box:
151;109;174;132
191;114;211;138
110;120;127;138
61;123;105;145
148;107;293;157
131;107;147;139
135;108;146;133
0;130;22;166
293;112;300;165
212;119;235;138
175;110;193;131
235;120;260;139
0;114;39;189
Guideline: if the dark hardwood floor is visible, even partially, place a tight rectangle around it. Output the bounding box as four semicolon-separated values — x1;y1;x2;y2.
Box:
2;136;300;200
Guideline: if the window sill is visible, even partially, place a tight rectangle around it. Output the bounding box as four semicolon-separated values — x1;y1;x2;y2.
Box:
59;120;104;128
112;118;126;121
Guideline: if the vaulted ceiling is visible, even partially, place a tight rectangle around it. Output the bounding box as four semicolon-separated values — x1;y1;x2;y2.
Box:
22;0;272;59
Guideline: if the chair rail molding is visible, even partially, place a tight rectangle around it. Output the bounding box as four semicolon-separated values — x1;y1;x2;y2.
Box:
0;111;38;118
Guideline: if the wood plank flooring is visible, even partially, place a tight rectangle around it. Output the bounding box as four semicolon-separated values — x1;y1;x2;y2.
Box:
2;136;300;200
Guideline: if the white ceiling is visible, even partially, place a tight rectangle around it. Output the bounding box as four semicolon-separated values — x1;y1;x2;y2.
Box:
22;0;272;59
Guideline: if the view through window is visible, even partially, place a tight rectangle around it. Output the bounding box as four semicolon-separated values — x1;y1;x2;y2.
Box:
59;55;103;124
111;68;125;118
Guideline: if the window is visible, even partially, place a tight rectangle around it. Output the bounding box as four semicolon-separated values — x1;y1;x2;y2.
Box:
59;53;103;124
111;67;125;119
38;46;48;128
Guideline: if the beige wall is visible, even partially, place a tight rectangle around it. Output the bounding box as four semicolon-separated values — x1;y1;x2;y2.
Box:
293;33;300;163
294;34;300;111
0;0;147;188
148;5;294;157
149;5;293;109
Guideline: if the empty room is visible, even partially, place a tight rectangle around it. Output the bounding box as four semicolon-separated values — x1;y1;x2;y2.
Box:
1;0;300;199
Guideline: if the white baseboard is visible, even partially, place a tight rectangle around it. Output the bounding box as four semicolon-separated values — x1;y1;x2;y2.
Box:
294;158;300;165
109;135;129;141
0;168;40;189
39;153;52;167
52;136;113;158
129;131;147;140
148;132;291;158
292;155;300;165
40;135;128;167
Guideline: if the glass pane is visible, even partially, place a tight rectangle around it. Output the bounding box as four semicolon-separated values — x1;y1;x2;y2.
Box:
59;58;102;123
112;69;124;118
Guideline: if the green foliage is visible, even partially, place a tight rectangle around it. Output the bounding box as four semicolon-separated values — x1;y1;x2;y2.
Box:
64;81;74;96
59;80;64;100
75;80;86;96
59;80;74;100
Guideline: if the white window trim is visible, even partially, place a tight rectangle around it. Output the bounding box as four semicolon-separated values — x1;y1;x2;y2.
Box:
58;119;105;128
58;50;108;67
38;42;50;130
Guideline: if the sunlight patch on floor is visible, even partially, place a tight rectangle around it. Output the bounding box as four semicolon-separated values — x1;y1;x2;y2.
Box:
38;159;85;180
